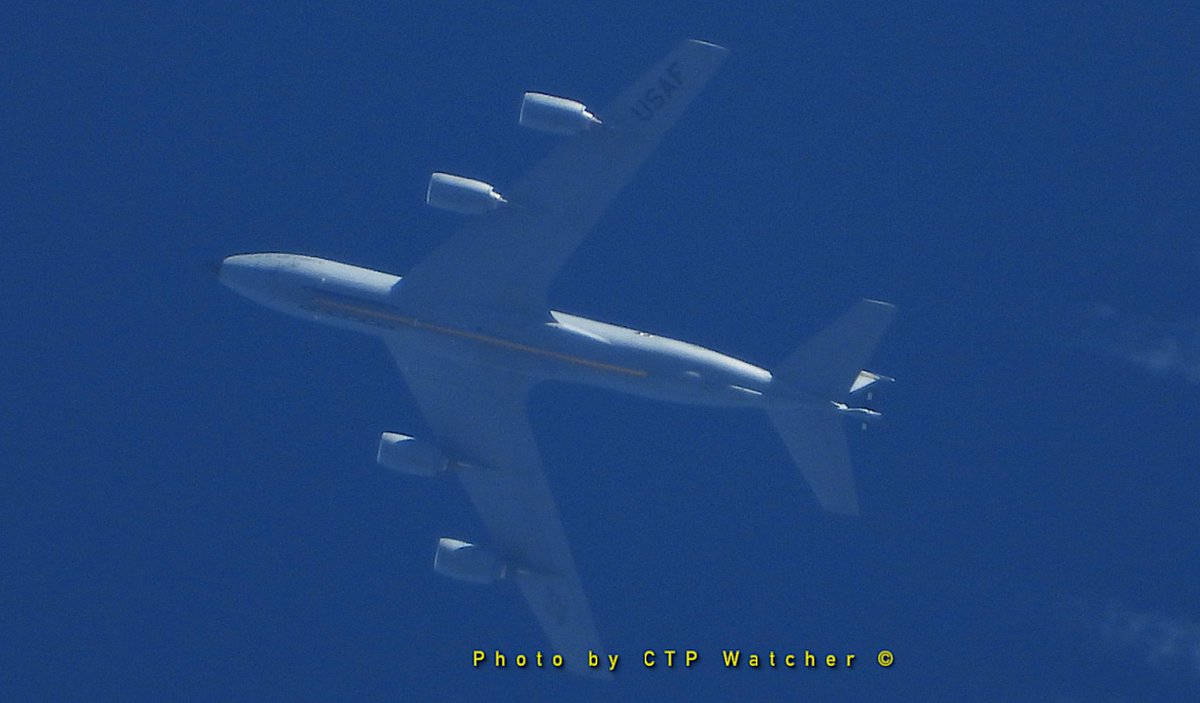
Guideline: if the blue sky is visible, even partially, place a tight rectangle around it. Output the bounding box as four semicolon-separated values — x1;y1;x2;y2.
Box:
4;3;1199;701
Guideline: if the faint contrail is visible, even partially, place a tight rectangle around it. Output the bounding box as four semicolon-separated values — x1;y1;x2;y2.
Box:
1082;304;1200;385
1095;601;1200;677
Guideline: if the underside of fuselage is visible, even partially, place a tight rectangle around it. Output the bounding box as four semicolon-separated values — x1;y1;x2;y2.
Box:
219;252;781;408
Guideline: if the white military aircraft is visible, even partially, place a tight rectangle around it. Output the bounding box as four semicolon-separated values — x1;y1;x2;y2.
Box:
219;39;895;677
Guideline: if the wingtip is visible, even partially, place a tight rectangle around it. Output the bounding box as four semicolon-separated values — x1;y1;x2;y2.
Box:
685;38;729;54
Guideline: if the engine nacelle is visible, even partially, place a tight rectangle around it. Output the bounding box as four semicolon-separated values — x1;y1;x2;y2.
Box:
426;172;507;214
376;432;449;476
519;92;601;135
433;537;506;584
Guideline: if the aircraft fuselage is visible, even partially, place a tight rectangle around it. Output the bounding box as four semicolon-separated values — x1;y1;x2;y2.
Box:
219;253;797;409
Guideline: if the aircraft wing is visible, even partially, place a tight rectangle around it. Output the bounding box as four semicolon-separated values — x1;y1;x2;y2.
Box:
395;39;728;330
384;337;608;678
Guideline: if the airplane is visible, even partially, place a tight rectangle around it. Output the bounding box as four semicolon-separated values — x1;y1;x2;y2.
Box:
217;39;896;678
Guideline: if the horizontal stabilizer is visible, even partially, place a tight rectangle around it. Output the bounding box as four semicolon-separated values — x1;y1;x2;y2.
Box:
766;405;859;515
776;300;896;398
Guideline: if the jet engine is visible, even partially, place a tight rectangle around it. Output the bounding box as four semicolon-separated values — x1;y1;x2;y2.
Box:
425;172;507;214
433;537;506;584
519;92;601;135
376;432;449;476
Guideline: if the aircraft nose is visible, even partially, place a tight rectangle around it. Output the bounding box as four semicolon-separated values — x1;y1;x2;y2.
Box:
218;254;282;301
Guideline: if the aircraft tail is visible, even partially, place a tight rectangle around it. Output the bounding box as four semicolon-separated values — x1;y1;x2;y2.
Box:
773;299;897;399
766;299;897;515
766;406;861;514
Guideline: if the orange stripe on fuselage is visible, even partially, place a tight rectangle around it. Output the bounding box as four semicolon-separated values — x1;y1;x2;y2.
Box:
311;296;648;378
